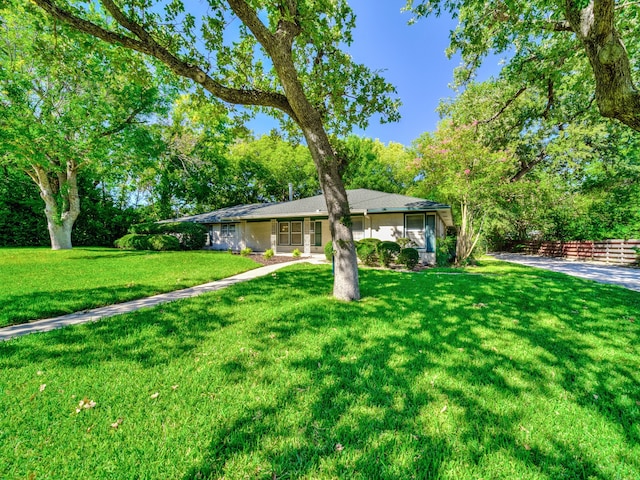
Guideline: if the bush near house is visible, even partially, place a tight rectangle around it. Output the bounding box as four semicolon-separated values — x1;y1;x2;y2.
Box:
129;222;207;250
114;233;181;251
436;236;457;266
118;222;207;251
376;241;401;267
356;238;381;266
398;247;420;269
324;241;334;261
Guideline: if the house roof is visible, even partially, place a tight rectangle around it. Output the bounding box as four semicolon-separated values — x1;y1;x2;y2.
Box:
170;189;453;226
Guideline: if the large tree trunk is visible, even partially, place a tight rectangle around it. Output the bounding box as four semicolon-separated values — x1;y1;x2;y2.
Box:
564;0;640;130
229;2;360;300
302;127;360;301
29;163;81;250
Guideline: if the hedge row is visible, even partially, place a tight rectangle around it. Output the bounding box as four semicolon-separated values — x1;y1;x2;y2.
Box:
325;238;421;269
114;234;181;251
115;222;207;251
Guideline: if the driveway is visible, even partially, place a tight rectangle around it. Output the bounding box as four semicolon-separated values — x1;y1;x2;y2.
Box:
491;253;640;292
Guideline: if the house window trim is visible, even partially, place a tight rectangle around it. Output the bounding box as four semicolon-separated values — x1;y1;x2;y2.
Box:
404;213;436;253
277;220;304;246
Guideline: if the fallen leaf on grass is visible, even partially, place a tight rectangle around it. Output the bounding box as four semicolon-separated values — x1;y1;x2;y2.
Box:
519;425;530;434
150;392;160;399
473;303;488;309
440;405;448;413
111;418;124;429
523;444;531;451
334;443;344;452
39;384;46;392
593;394;599;400
171;385;179;390
75;398;96;413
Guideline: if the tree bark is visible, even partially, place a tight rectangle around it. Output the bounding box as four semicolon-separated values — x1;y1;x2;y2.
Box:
564;0;640;130
28;163;80;250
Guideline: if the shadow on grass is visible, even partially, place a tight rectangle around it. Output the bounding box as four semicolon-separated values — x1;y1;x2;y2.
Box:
0;284;178;327
184;266;639;478
1;263;639;478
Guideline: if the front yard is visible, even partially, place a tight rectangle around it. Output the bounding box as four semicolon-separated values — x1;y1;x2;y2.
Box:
0;247;259;327
1;260;639;478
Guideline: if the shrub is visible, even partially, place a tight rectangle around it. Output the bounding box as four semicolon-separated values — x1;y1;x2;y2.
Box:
264;248;274;260
355;238;381;266
377;241;401;267
324;241;334;261
397;237;414;248
240;247;252;257
436;236;457;267
398;247;420;269
128;221;207;250
292;248;302;257
148;234;180;251
114;234;150;251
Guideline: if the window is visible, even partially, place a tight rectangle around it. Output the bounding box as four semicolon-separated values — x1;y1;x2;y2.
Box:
314;221;322;246
405;214;425;249
221;224;236;238
278;222;290;245
291;221;303;245
352;216;364;241
278;221;303;246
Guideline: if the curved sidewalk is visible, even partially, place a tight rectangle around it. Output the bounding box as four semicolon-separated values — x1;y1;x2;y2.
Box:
1;258;321;342
491;253;640;292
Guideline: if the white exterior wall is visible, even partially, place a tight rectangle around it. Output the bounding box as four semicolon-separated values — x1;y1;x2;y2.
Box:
208;223;240;251
310;219;329;254
366;213;404;242
244;221;272;252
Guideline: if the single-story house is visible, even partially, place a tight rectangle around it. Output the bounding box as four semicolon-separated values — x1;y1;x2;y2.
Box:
170;189;453;264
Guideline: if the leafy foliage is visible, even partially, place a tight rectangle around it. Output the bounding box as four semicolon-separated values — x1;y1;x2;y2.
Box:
376;241;401;267
148;234;181;251
355;238;381;266
398;247;420;269
324;241;335;261
129;222;207;250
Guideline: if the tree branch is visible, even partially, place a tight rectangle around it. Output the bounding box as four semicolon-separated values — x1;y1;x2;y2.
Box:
32;0;297;119
542;19;573;32
477;86;527;125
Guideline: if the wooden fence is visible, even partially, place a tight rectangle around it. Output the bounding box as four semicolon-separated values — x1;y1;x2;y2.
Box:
508;239;640;265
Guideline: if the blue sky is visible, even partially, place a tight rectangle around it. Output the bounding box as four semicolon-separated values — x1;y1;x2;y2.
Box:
247;1;503;147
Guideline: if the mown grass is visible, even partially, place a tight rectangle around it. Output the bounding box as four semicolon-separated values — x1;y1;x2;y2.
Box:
1;260;639;479
0;247;259;327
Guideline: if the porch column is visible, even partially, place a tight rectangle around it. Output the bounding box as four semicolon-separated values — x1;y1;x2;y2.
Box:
270;219;278;253
304;217;311;255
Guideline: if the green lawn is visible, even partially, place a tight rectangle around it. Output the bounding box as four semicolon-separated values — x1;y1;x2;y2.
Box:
1;260;639;479
0;247;260;327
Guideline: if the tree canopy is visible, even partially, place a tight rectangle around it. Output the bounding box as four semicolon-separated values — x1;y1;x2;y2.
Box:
0;2;168;249
406;0;640;132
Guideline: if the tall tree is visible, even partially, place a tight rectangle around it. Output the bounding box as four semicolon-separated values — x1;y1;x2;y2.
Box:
33;0;400;300
336;136;412;194
0;3;165;249
406;0;640;132
412;120;515;263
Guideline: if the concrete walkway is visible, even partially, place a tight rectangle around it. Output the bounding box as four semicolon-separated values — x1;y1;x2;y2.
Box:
491;253;640;292
1;258;323;342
